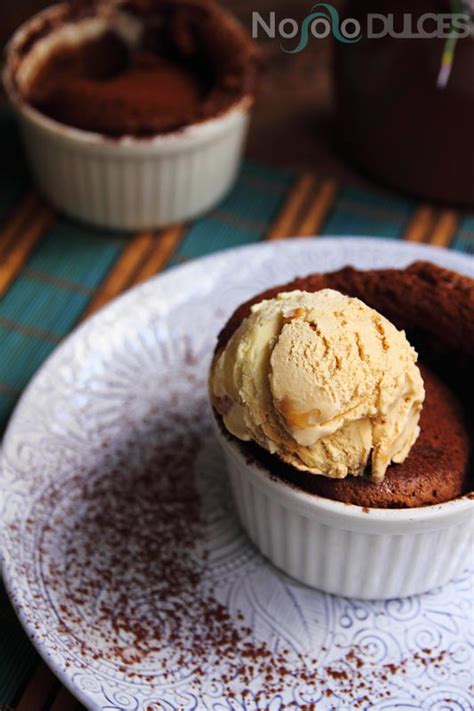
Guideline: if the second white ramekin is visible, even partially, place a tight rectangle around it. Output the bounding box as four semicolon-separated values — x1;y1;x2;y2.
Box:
214;420;474;600
3;4;253;231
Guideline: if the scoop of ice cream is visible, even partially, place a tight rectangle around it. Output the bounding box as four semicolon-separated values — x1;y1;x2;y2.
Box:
210;289;425;482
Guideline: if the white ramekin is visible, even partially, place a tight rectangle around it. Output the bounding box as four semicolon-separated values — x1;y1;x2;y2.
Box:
214;420;474;600
3;4;253;231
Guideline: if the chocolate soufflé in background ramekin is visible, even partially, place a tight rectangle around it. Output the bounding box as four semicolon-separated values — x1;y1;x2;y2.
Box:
209;261;474;599
3;0;261;229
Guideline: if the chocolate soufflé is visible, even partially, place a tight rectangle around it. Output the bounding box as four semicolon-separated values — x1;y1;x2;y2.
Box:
214;262;473;508
11;0;261;136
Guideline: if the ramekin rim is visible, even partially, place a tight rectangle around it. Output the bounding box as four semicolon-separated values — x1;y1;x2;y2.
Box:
212;414;474;523
3;1;254;147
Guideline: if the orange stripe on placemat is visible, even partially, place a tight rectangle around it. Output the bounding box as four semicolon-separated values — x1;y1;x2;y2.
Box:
49;685;81;711
22;267;94;295
0;316;61;344
428;209;459;247
131;225;185;285
0;198;55;297
266;173;316;240
298;178;338;236
212;209;267;234
82;226;185;319
15;663;58;711
403;205;436;243
0;380;22;397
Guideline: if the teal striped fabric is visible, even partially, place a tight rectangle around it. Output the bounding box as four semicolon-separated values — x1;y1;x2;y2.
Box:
168;161;292;266
452;215;474;254
321;184;415;239
0;108;473;707
0;223;127;430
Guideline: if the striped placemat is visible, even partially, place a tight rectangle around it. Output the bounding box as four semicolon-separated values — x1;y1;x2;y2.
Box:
0;109;473;710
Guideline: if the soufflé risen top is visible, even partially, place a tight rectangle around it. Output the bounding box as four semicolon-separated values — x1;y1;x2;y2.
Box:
210;289;425;483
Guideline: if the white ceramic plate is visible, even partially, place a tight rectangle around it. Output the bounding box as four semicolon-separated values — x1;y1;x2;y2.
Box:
1;238;473;711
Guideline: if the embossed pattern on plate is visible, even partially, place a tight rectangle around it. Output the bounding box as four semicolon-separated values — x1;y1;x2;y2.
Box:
1;239;473;710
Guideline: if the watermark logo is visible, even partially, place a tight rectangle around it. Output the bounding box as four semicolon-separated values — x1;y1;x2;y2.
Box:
253;3;361;52
252;3;472;53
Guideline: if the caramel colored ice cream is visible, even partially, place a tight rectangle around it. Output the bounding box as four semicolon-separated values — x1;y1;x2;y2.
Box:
210;289;425;482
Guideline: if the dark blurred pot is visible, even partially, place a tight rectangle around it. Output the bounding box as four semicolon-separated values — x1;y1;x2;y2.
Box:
334;0;474;206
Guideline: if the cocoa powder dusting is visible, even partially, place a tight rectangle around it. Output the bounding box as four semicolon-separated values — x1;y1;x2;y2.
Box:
17;0;261;137
22;371;455;706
